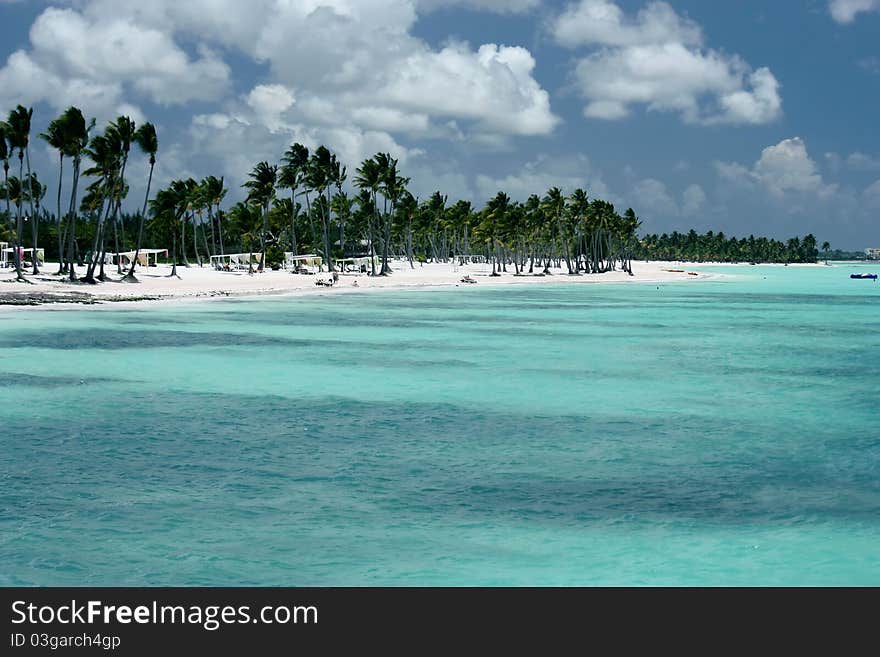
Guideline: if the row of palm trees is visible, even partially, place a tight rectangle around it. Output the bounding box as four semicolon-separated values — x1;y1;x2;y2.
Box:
145;145;643;278
4;103;820;286
637;230;820;263
1;104;158;284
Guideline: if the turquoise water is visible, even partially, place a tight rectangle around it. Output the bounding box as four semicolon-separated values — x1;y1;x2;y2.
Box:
1;263;878;585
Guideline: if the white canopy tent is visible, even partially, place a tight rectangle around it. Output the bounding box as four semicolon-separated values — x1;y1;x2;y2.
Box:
334;256;378;273
284;253;323;272
116;249;168;267
210;253;262;271
2;246;44;266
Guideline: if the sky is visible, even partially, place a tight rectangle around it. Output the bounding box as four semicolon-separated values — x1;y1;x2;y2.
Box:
0;0;878;248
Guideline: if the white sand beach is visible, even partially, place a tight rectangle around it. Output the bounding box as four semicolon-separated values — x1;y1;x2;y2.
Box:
0;259;729;307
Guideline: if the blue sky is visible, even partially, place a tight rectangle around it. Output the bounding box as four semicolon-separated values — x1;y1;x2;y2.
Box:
1;0;878;248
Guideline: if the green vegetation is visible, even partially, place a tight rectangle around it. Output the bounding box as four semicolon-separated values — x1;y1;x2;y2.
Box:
637;230;820;264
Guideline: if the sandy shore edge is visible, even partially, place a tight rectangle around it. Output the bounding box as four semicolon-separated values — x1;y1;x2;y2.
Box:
0;259;814;310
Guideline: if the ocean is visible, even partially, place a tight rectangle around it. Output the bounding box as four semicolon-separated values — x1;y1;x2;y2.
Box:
1;263;878;585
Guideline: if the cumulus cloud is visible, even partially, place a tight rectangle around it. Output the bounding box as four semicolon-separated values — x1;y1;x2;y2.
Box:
864;179;880;207
553;0;702;48
475;153;613;202
631;178;678;216
2;0;558;142
250;1;559;138
417;0;541;13
0;7;229;118
829;0;880;23
681;184;706;216
0;0;562;213
845;152;880;171
716;137;838;199
554;0;782;125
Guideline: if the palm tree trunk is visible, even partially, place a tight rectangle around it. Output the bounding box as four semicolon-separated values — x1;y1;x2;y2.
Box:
380;199;391;275
98;225;109;281
85;191;111;282
55;153;65;274
180;215;189;266
25;149;39;273
168;226;179;277
14;153;25;280
125;160;154;282
192;212;201;267
208;207;216;255
3;163;15;275
217;204;225;257
320;192;334;273
289;191;298;257
200;218;211;263
112;211;121;274
259;205;268;271
66;158;82;281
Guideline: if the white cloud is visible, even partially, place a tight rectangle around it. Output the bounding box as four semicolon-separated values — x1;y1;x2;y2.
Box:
845;152;880;171
251;1;558;138
246;84;296;132
381;42;558;136
864;179;880;208
417;0;541;13
553;0;702;48
631;178;678;216
681;184;706;216
555;1;782;125
829;0;880;23
475;153;612;203
3;0;557;142
716;137;838;200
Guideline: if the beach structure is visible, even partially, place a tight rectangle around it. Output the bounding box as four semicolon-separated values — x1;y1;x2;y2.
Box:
116;249;168;267
3;246;44;266
210;253;263;271
866;248;880;260
284;253;323;272
455;254;487;264
334;256;378;273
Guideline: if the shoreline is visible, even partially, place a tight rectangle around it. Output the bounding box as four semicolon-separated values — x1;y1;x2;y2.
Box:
0;259;826;310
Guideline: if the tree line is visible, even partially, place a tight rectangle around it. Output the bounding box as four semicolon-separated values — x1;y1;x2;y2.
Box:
637;230;821;264
1;104;821;285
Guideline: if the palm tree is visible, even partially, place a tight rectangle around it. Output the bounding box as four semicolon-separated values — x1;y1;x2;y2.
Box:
306;147;339;273
108;116;137;274
82;127;121;283
279;143;309;259
201;175;226;258
150;187;184;278
4;105;35;280
169;179;194;267
0;124;11;268
822;241;831;265
26;173;46;271
354;156;382;275
63;108;94;282
0;176;25;246
243;161;278;271
39;112;71;274
125;122;158;281
378;153;407;275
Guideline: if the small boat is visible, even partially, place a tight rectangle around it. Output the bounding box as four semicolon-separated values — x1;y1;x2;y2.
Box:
850;273;877;279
